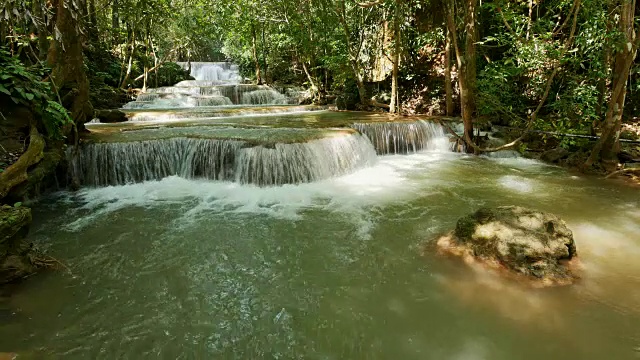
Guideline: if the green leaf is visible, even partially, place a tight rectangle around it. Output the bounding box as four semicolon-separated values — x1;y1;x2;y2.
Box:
13;202;22;208
0;84;10;95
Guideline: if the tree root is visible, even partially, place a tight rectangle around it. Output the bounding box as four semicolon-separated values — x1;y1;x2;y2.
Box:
32;254;75;278
605;168;640;179
0;125;45;199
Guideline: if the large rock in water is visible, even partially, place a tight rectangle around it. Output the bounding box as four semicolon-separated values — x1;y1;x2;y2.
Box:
437;206;578;286
0;205;37;284
95;109;128;123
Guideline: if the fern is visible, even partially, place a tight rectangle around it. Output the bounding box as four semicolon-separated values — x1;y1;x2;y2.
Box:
43;100;73;140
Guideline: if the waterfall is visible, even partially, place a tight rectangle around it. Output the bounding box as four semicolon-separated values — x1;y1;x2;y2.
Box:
176;62;242;83
235;135;376;186
68;134;377;187
241;89;289;105
123;64;299;109
351;120;452;154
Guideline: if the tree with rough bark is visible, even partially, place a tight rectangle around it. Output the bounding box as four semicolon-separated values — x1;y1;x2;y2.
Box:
585;0;639;170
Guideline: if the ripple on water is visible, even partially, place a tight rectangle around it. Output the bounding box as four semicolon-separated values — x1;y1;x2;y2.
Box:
10;148;640;359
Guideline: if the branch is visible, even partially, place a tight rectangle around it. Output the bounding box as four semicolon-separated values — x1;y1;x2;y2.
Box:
133;48;177;82
497;7;518;39
460;0;582;153
552;0;578;37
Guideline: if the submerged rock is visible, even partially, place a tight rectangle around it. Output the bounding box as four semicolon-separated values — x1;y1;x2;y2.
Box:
436;206;578;286
0;205;37;284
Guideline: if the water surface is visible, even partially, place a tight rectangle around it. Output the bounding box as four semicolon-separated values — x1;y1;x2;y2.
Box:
2;140;640;359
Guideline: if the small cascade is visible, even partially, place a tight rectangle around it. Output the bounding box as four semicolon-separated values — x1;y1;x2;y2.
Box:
67;134;377;187
177;62;243;83
351;120;452;154
235;135;376;186
241;89;289;105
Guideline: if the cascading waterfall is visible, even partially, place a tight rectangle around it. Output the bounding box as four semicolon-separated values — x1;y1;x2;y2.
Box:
241;89;289;105
67;134;377;187
235;135;377;186
177;62;243;83
351;120;452;154
122;62;301;109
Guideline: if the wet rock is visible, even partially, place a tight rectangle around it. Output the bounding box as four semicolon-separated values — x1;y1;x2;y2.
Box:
95;109;128;123
0;206;37;284
540;147;570;163
436;206;578;286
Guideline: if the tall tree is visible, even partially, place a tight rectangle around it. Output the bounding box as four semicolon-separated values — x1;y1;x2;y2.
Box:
445;0;477;152
585;0;639;170
47;0;92;129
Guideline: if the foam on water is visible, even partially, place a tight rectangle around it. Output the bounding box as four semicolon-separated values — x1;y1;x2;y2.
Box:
498;175;535;193
62;151;456;235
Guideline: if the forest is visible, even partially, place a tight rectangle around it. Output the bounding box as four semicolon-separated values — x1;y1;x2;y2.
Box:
2;1;640;358
1;0;639;179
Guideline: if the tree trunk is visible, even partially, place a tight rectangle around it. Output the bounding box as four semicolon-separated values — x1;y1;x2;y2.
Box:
526;0;533;41
261;24;269;83
120;25;136;89
337;0;368;106
445;0;476;152
302;61;318;95
445;27;454;116
47;0;92;129
461;0;478;152
112;0;119;29
448;0;479;152
88;0;98;41
251;23;263;85
586;0;638;170
390;0;401;114
33;0;49;60
596;1;615;123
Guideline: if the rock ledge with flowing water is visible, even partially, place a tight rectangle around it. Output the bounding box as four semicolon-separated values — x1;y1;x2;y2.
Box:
436;206;578;286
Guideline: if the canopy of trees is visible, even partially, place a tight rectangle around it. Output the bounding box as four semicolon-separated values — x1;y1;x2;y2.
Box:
1;0;639;171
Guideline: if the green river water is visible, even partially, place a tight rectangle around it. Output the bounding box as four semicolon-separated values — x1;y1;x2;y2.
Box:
1;112;640;359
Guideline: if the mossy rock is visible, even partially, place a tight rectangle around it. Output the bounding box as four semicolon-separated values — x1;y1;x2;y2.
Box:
438;206;579;286
0;206;31;246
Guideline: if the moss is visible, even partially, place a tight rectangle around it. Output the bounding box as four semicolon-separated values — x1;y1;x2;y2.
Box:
454;215;477;241
0;206;31;245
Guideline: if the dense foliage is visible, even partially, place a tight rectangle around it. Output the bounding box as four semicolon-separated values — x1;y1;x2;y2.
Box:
0;0;639;169
0;48;72;139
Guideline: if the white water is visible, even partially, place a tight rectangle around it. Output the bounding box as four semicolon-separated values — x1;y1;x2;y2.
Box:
63;150;458;233
352;120;453;154
177;62;242;83
68;133;378;187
